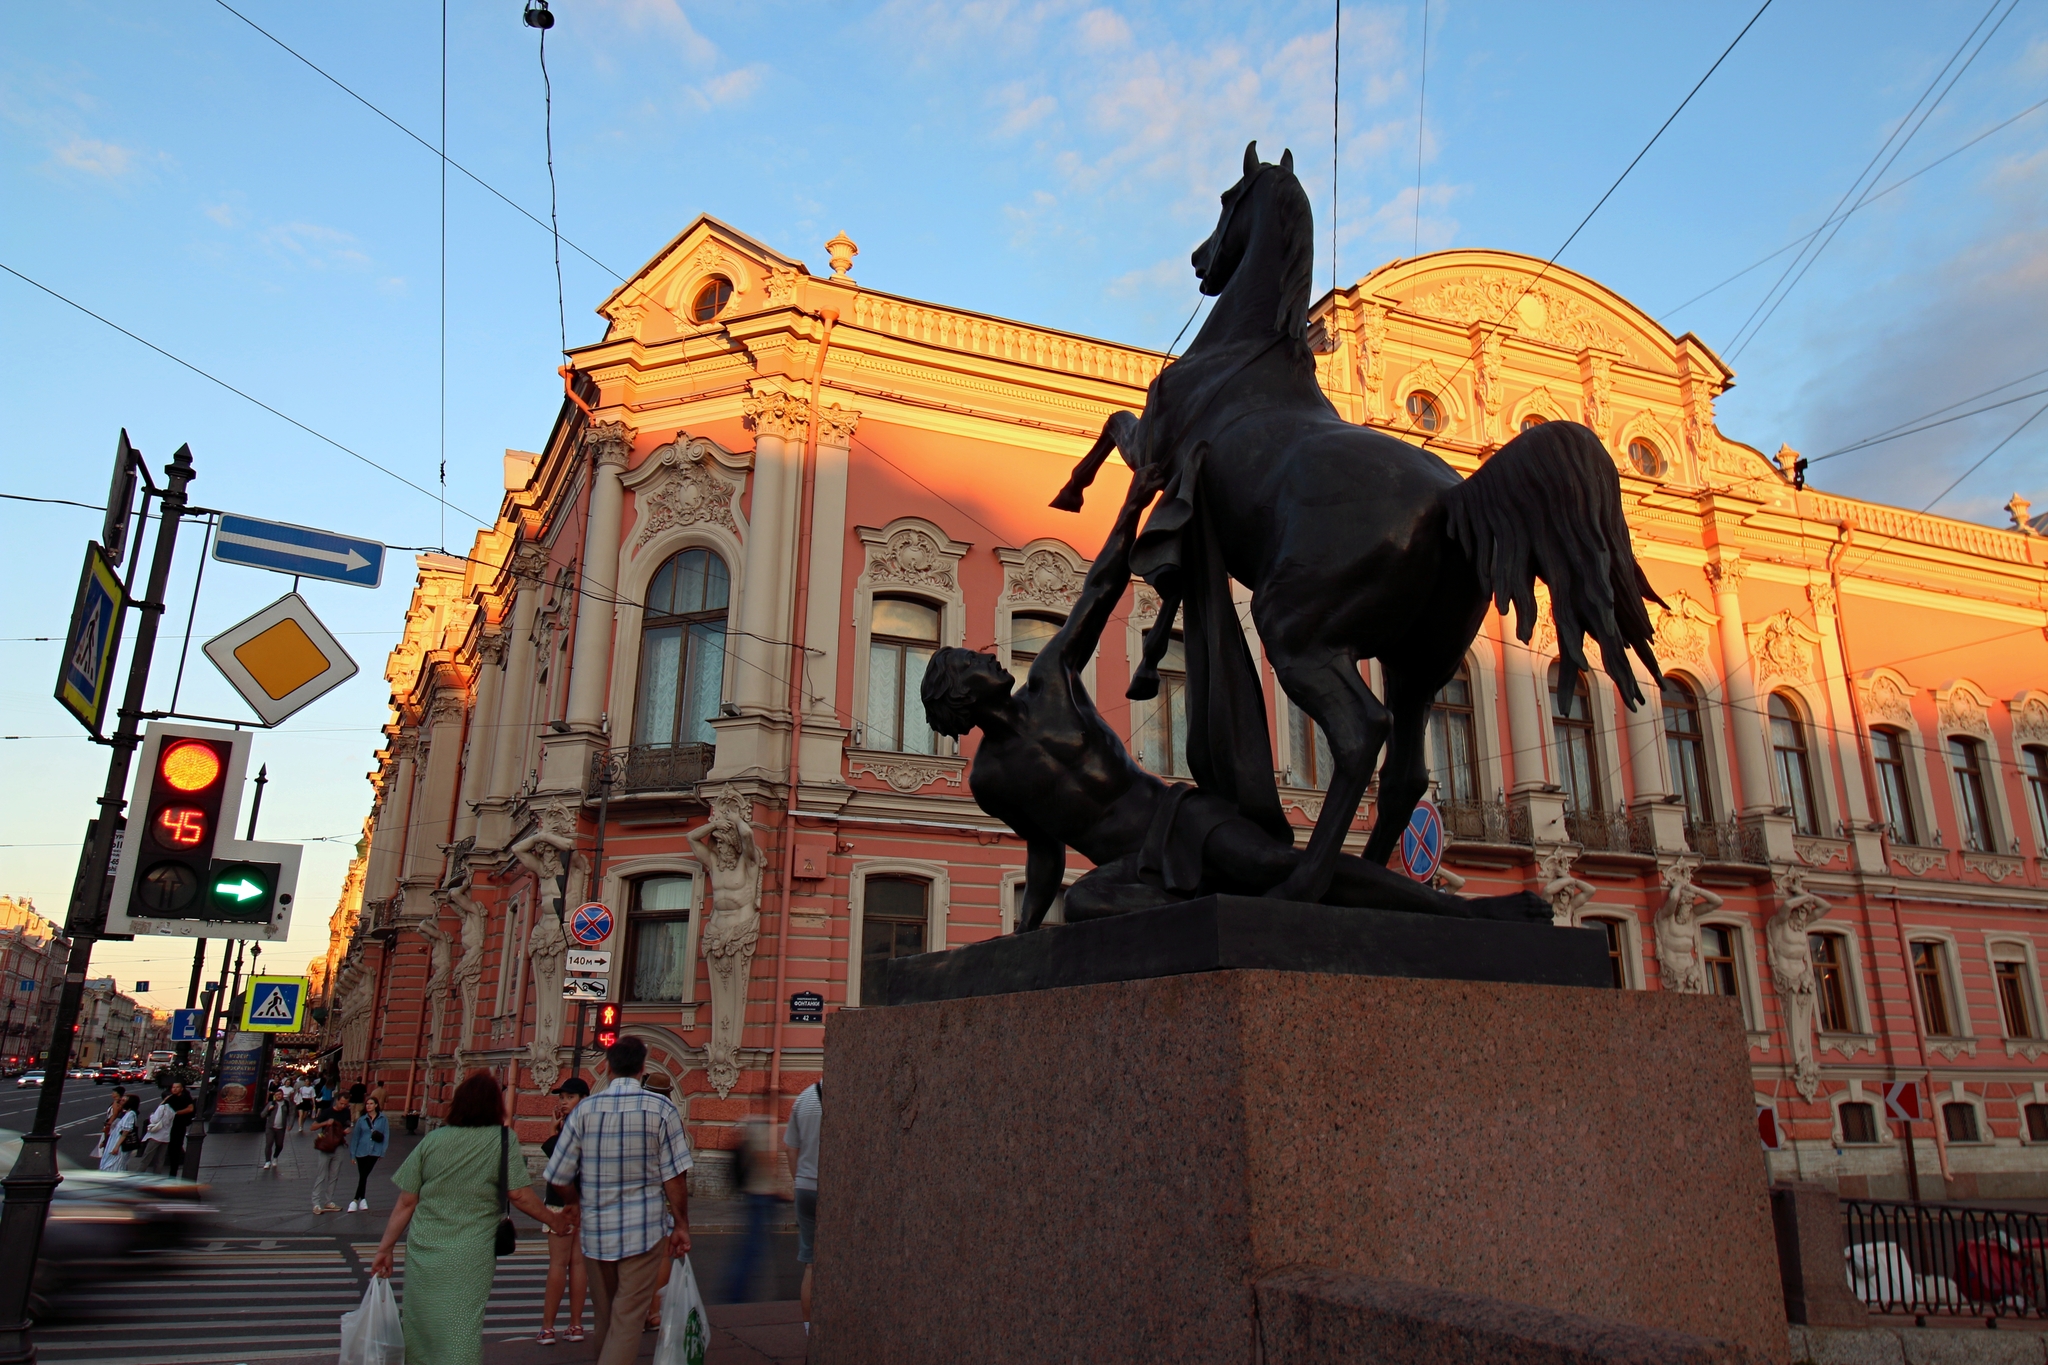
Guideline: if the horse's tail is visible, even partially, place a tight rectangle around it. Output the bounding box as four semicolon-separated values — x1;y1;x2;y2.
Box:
1440;420;1665;709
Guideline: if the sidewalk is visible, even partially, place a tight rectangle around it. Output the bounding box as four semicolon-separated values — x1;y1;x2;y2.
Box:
257;1303;810;1365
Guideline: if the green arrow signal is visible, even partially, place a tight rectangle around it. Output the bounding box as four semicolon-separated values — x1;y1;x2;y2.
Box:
214;877;265;902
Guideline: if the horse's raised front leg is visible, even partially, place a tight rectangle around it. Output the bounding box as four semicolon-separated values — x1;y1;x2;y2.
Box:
1361;662;1439;867
1127;581;1182;701
1268;651;1390;904
1051;410;1141;513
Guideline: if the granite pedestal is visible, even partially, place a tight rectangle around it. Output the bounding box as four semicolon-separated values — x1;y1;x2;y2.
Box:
815;904;1786;1364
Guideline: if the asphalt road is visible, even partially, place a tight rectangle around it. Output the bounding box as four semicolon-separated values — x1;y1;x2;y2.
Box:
0;1076;133;1161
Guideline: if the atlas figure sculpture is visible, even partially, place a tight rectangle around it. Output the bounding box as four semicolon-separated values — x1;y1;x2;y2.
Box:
927;142;1662;925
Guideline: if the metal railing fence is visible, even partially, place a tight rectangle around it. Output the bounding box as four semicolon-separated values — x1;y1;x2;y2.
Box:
1842;1199;2048;1320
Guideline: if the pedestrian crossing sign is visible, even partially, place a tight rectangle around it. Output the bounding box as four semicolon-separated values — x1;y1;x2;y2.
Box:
239;975;308;1032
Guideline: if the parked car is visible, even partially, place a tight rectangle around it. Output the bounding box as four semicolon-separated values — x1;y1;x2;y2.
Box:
15;1071;45;1089
0;1129;214;1317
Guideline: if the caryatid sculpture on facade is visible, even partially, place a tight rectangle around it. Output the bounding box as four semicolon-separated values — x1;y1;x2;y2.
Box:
439;837;488;1063
687;789;764;1100
511;803;579;1092
1654;858;1723;995
1538;846;1597;929
413;915;455;1100
1767;869;1833;1100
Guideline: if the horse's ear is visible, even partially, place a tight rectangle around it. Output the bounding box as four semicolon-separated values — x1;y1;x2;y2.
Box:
1280;148;1293;175
1243;141;1259;177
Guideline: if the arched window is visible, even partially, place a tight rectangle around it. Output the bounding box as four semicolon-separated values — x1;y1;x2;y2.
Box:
1661;677;1712;829
1406;390;1442;433
1519;413;1548;432
1871;727;1919;844
633;548;730;750
1550;666;1600;814
860;876;930;1005
866;597;941;753
2025;745;2048;848
1948;735;1995;852
1768;693;1819;835
1288;705;1332;790
690;276;734;323
1134;634;1189;778
626;874;694;1003
1008;612;1063;686
1811;933;1852;1032
1428;666;1479;803
1911;941;1954;1035
1627;438;1665;478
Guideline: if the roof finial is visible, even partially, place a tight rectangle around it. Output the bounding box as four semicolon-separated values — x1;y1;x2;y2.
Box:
825;231;858;280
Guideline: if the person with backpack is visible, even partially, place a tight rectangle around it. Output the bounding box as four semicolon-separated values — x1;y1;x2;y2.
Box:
347;1095;390;1212
263;1086;293;1169
310;1095;350;1212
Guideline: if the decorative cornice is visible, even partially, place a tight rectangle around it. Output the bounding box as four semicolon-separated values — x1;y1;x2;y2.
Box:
476;632;507;666
816;403;861;448
1703;556;1746;591
583;420;633;470
848;752;965;794
743;387;809;442
1892;847;1947;877
1963;852;2025;883
511;545;549;583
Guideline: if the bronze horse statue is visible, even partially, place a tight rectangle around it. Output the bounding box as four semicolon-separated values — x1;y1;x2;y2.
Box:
1053;141;1664;906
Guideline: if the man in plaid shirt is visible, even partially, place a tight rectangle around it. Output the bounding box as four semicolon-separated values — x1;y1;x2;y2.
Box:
543;1036;693;1365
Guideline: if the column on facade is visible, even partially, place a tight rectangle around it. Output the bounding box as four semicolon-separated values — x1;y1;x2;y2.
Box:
363;736;416;909
1502;624;1548;793
402;693;469;909
801;404;859;728
1706;555;1774;812
451;633;503;844
1622;671;1690;852
733;388;807;716
565;422;632;730
486;549;546;804
1809;581;1884;870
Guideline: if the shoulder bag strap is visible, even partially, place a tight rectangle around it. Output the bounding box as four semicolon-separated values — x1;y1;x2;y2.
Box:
497;1125;510;1216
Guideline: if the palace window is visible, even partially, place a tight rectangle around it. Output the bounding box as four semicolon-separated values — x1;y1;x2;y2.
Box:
1839;1101;1879;1145
2027;1104;2048;1142
1520;414;1547;432
1912;941;1955;1036
1008;612;1063;687
1662;677;1713;829
1872;727;1919;844
1949;736;1995;853
1627;438;1665;478
1811;934;1852;1033
1700;924;1742;1001
1943;1102;1981;1144
1428;666;1480;804
866;597;941;754
1288;706;1333;790
2025;746;2048;848
633;548;730;749
1551;666;1600;814
1587;918;1627;989
860;876;930;1006
690;276;734;323
627;875;694;1004
1768;693;1820;836
1406;390;1442;433
1994;951;2037;1040
1134;634;1190;779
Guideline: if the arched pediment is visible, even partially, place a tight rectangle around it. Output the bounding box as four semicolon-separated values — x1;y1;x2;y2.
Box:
1860;668;1918;730
597;215;808;343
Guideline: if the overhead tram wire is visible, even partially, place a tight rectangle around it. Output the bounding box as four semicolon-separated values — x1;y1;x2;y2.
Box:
1805;378;2048;467
1411;0;1429;257
1659;94;2048;321
1332;0;1340;298
440;0;449;555
1392;0;1774;448
1724;0;2017;361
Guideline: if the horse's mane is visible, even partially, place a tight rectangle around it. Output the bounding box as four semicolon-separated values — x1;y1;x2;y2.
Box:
1257;167;1316;343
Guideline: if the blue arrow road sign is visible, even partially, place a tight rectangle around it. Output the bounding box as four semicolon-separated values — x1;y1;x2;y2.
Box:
213;513;385;589
170;1008;204;1042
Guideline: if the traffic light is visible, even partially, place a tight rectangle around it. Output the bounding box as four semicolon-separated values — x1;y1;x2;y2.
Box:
595;1003;621;1050
132;733;236;918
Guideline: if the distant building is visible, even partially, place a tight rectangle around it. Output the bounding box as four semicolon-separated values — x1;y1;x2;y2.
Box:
77;977;142;1066
0;898;68;1067
320;221;2048;1198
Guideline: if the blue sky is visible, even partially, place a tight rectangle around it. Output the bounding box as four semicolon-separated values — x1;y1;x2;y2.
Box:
5;1;2045;1010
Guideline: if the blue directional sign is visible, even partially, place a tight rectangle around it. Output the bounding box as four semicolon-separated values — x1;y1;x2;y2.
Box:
170;1008;205;1042
213;513;385;589
16;979;35;993
1399;797;1445;883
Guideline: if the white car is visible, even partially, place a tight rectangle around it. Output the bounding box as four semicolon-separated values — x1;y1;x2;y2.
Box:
15;1071;45;1088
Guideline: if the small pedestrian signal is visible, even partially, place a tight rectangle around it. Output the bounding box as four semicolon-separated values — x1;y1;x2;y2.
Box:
250;986;293;1021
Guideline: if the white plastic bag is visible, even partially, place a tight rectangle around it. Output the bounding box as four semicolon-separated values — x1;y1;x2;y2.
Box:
652;1257;709;1365
338;1277;405;1365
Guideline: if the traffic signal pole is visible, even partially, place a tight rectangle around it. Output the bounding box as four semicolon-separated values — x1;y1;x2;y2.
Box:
0;442;194;1363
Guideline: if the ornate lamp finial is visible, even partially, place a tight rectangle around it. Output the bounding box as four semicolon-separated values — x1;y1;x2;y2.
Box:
825;231;859;279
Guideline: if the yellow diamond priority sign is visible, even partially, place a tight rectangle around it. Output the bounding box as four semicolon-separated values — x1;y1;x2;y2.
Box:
203;593;358;725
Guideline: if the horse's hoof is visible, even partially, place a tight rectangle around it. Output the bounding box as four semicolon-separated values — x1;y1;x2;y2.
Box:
1125;671;1160;701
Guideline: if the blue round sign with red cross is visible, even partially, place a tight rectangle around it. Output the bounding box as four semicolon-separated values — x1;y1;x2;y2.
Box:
1399;798;1444;882
570;901;614;946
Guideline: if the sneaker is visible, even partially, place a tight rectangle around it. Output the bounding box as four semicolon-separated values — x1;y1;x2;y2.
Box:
358;1201;370;1213
345;1200;358;1212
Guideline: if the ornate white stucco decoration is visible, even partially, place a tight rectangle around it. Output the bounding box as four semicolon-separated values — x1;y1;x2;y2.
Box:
1538;846;1596;929
1892;847;1948;877
1653;858;1722;994
2009;691;2048;747
1861;671;1916;729
1648;591;1717;669
866;528;958;592
765;267;800;307
1131;582;1165;629
1746;611;1821;689
1356;302;1389;420
510;801;579;1092
848;754;964;794
1766;869;1832;1100
624;434;747;549
438;837;487;1063
1934;681;1993;739
1529;582;1558;656
414;914;454;1107
1002;548;1084;610
1579;350;1614;434
1409;275;1634;358
689;788;763;1099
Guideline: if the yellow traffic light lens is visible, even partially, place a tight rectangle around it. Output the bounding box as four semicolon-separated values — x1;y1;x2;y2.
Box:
160;741;223;792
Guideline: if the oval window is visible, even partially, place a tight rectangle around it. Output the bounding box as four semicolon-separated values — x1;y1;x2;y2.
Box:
690;276;734;323
1520;414;1548;432
1406;390;1442;433
1628;438;1665;478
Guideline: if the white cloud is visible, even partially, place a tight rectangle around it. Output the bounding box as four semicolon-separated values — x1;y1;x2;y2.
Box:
1076;8;1131;51
992;83;1057;137
689;63;767;109
51;135;136;177
589;0;719;67
259;221;373;271
203;201;246;229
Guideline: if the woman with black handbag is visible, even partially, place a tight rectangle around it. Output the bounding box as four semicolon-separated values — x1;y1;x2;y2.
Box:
369;1071;572;1364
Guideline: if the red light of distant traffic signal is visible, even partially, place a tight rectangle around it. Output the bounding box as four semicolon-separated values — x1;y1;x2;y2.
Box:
595;1003;621;1050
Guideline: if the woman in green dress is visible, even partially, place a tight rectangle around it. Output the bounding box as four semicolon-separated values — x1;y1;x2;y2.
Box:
369;1071;572;1365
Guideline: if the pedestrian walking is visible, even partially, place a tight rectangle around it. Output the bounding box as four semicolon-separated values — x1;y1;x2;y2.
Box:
139;1095;174;1174
541;1037;693;1365
263;1087;293;1169
310;1096;349;1212
100;1095;140;1172
347;1096;390;1212
94;1084;127;1159
724;1111;783;1303
369;1071;571;1365
164;1081;196;1175
294;1076;314;1133
785;1078;823;1334
536;1077;591;1345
